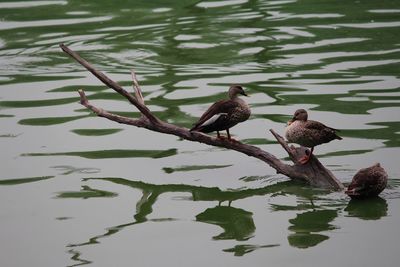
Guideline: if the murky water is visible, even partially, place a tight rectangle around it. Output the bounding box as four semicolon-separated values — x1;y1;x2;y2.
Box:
1;0;399;266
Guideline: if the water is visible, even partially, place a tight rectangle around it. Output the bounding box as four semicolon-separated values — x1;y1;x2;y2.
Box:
1;0;399;266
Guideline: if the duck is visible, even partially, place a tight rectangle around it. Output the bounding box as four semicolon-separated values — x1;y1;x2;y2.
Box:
190;85;251;141
285;109;342;164
345;163;388;199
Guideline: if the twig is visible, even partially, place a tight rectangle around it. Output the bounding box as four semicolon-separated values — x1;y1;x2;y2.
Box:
131;70;144;105
78;89;146;127
60;44;159;124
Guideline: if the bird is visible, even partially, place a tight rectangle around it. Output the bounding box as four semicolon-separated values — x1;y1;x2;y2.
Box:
285;109;342;164
190;85;251;141
345;163;388;199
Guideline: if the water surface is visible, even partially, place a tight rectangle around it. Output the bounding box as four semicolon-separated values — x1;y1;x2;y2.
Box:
1;0;399;266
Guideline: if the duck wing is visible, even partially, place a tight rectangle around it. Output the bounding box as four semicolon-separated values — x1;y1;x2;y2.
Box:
191;100;239;131
346;164;388;197
305;120;342;141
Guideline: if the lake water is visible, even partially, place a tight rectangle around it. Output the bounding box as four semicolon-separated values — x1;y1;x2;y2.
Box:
1;0;399;266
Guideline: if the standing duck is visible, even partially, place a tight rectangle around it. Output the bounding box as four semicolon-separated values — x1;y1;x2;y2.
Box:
190;85;251;141
285;109;342;164
345;163;388;199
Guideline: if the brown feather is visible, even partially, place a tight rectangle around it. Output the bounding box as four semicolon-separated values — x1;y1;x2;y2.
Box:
191;100;240;131
346;163;388;198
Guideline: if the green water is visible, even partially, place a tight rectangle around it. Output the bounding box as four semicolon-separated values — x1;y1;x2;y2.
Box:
1;0;400;266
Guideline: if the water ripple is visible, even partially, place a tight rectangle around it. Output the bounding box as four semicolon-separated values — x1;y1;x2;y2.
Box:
318;21;400;29
196;0;248;8
0;16;113;31
0;1;66;9
1;1;400;265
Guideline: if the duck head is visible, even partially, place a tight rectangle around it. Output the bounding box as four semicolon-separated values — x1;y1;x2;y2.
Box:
228;85;248;99
288;109;308;125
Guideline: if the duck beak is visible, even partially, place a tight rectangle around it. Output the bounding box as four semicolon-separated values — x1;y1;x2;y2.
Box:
241;92;249;97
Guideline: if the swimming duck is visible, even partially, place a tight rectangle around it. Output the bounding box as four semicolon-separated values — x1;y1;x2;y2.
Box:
285;109;342;164
345;163;388;199
190;85;251;141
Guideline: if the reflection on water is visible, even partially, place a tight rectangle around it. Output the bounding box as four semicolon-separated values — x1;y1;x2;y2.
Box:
196;206;256;241
57;185;118;199
1;0;400;266
0;175;54;185
223;243;280;257
23;148;178;159
345;197;388;220
60;177;279;251
288;210;337;249
57;176;395;262
67;248;92;267
270;185;340;248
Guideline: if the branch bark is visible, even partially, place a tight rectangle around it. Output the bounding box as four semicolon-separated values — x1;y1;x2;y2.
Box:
60;44;159;124
61;44;344;190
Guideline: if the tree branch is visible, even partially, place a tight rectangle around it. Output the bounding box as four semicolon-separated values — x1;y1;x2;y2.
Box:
60;44;159;124
63;44;344;190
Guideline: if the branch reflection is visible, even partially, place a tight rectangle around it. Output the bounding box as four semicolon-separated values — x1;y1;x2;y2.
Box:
59;177;389;264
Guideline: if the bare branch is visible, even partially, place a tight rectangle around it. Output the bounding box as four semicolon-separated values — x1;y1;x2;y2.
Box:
63;44;344;190
78;89;146;127
60;43;159;124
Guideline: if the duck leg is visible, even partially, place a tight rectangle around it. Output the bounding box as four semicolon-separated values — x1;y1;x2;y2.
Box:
299;147;314;165
217;130;229;140
226;129;231;140
226;129;238;142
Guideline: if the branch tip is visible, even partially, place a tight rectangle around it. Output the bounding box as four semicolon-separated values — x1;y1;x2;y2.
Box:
131;69;144;104
78;89;88;105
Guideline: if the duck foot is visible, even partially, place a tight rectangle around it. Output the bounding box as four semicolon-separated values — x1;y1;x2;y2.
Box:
216;131;238;142
297;147;314;165
217;135;239;142
298;155;311;165
228;137;239;143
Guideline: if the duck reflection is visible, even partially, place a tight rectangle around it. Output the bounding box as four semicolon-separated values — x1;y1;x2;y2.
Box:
345;197;388;220
196;206;255;241
268;183;339;249
59;176;390;263
288;210;337;249
63;177;288;249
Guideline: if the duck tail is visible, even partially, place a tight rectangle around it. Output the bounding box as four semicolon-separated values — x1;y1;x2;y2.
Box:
329;127;342;140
